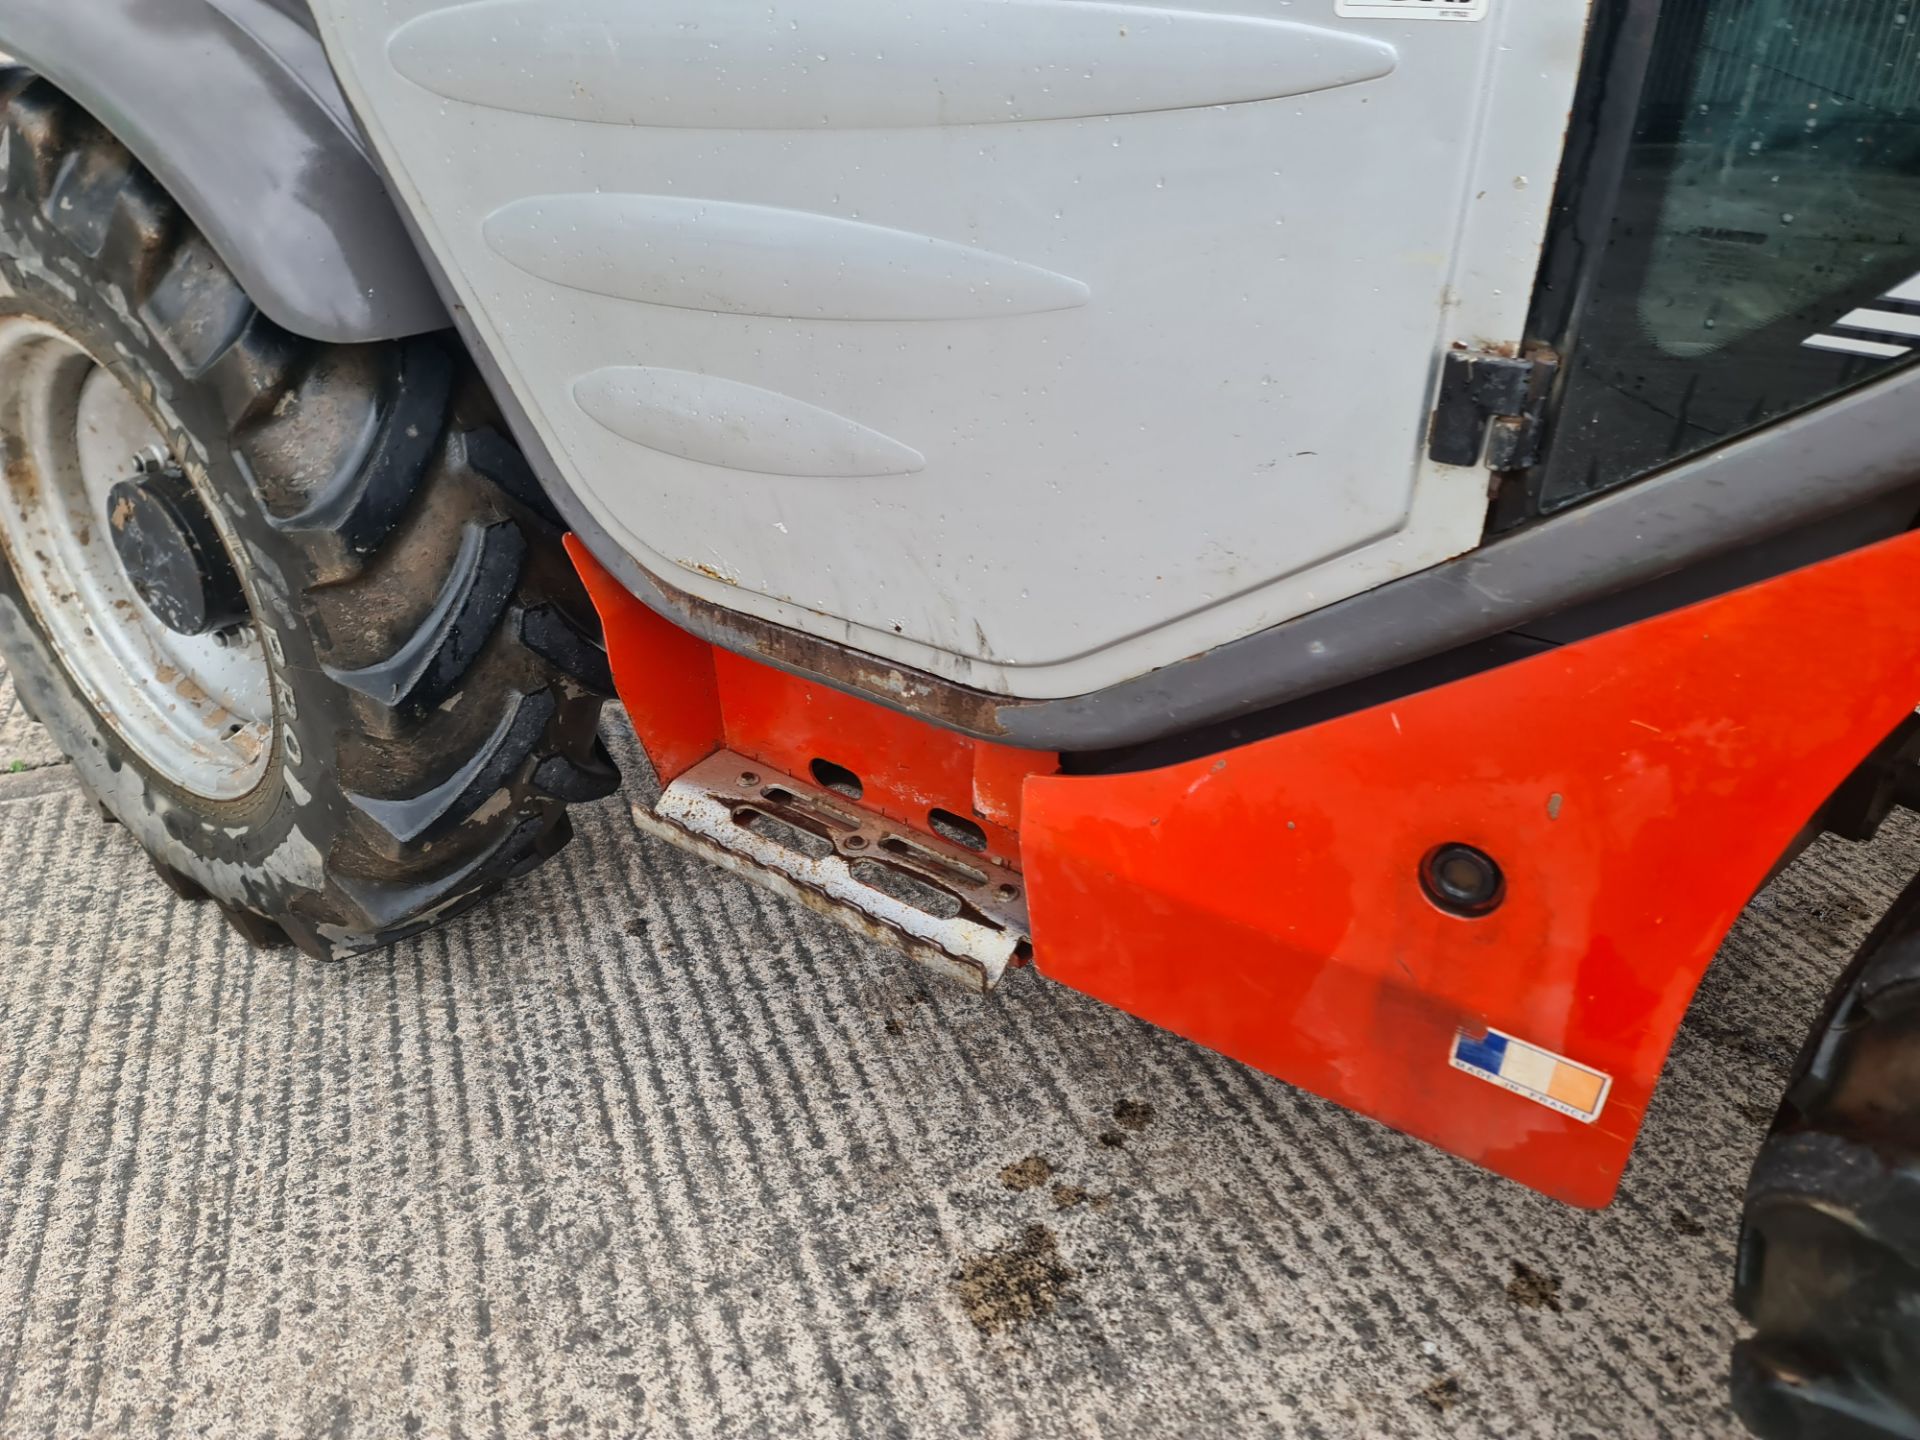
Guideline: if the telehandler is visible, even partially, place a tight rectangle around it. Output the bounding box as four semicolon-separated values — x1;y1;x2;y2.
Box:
0;1;1915;1431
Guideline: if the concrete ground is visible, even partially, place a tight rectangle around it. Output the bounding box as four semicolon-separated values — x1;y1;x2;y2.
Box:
1;655;1910;1439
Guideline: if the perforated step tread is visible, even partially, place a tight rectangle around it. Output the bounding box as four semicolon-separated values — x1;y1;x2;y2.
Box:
636;750;1030;992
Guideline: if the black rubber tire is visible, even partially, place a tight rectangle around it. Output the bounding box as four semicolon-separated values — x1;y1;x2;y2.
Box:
1731;867;1920;1440
0;71;618;957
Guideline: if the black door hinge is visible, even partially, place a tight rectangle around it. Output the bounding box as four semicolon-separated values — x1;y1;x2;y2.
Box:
1426;344;1560;471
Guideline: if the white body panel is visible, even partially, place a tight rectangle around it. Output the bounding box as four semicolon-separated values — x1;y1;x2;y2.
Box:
313;0;1591;698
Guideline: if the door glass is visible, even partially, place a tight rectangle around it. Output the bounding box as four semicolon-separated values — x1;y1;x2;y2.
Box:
1536;0;1920;512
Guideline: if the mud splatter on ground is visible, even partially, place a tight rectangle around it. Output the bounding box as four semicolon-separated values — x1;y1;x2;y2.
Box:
1097;1129;1126;1149
999;1155;1053;1191
1421;1377;1463;1413
952;1225;1078;1336
1506;1261;1564;1313
1113;1099;1154;1131
1051;1184;1088;1210
1670;1209;1707;1237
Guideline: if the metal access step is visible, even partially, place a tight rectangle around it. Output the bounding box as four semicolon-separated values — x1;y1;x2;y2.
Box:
633;750;1031;991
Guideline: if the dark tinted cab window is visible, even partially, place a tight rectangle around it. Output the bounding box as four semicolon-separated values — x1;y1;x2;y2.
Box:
1536;0;1920;511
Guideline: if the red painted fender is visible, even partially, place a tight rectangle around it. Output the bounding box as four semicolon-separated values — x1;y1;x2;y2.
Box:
1021;529;1920;1205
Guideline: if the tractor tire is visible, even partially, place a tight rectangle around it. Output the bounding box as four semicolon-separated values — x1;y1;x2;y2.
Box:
1731;866;1920;1440
0;71;617;958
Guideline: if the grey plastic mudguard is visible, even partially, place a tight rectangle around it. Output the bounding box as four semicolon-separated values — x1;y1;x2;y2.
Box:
0;0;444;343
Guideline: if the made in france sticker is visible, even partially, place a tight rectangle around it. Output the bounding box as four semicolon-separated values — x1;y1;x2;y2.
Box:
1450;1028;1612;1123
1338;0;1489;19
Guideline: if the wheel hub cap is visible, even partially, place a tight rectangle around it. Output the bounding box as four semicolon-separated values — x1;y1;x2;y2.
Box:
107;457;250;638
0;316;273;799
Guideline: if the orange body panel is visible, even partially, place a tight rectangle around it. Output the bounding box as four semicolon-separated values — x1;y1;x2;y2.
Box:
566;536;1053;864
567;536;722;782
570;529;1920;1206
1023;528;1920;1205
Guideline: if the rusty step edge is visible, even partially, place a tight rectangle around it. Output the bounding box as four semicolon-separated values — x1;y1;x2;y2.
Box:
632;749;1031;992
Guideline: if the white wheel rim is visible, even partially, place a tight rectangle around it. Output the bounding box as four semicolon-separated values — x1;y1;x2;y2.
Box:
0;317;273;799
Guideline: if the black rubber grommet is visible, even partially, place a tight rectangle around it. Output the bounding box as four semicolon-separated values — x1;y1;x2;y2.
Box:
1419;842;1505;917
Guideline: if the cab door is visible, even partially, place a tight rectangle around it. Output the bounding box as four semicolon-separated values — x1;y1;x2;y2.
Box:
313;0;1594;699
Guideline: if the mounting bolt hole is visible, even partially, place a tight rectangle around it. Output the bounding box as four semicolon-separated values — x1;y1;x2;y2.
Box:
738;770;760;788
843;834;868;851
995;882;1020;902
810;757;863;800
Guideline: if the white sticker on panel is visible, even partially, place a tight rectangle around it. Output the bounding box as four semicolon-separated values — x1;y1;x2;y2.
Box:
1337;0;1488;19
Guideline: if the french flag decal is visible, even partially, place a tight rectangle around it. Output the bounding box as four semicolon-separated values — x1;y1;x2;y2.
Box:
1450;1028;1612;1124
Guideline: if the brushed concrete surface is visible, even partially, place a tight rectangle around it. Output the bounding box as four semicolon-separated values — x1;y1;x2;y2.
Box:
0;655;1910;1439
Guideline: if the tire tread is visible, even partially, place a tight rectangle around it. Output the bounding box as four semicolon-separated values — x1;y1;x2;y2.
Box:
1735;871;1920;1440
0;74;617;960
